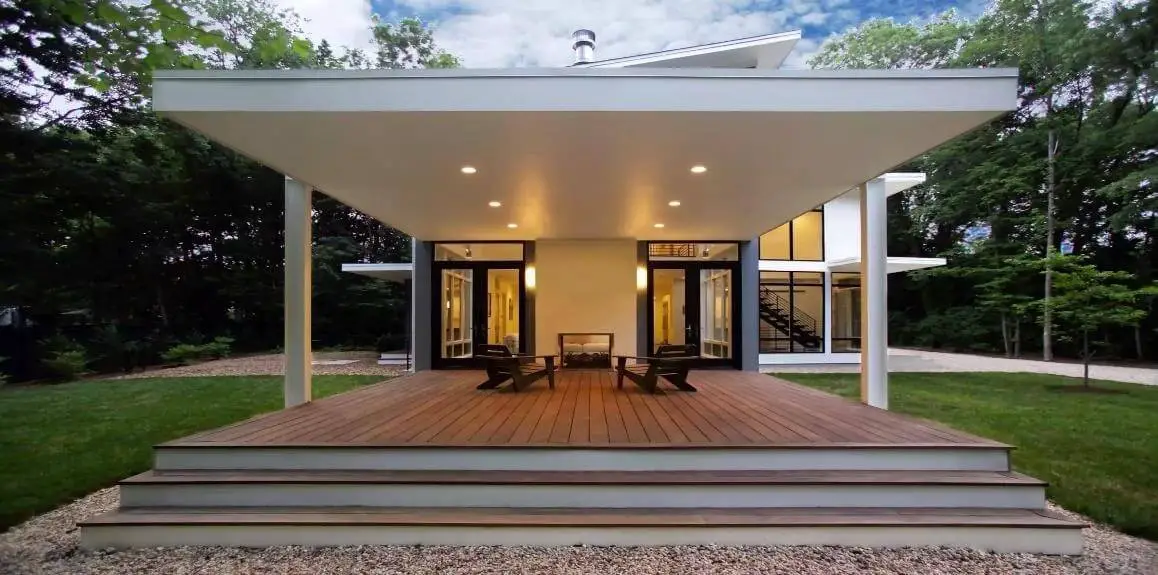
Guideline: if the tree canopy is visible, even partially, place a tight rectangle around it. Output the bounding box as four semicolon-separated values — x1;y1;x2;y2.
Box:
0;0;454;380
812;0;1158;362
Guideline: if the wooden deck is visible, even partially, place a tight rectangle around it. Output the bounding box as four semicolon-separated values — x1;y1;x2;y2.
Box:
173;370;1002;448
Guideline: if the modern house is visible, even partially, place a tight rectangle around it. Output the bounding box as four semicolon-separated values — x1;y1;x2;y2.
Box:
79;30;1086;552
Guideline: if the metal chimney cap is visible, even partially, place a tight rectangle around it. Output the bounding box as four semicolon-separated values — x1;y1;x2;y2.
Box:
571;29;596;46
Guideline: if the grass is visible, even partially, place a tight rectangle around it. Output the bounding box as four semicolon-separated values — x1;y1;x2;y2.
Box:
0;375;384;531
779;372;1158;541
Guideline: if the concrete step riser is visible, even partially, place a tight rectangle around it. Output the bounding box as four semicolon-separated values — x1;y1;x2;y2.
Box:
120;483;1045;509
80;523;1084;554
154;447;1010;472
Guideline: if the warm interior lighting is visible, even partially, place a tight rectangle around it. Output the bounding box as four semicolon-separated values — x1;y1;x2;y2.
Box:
668;200;681;207
690;165;707;174
488;200;502;207
507;223;518;229
524;266;536;290
636;266;648;291
461;166;477;174
653;223;665;228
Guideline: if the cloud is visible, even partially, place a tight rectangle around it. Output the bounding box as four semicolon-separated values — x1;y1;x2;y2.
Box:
385;0;805;67
274;0;377;52
271;0;983;69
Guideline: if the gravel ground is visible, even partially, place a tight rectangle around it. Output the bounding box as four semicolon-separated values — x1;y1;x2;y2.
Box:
2;488;1154;575
112;352;404;379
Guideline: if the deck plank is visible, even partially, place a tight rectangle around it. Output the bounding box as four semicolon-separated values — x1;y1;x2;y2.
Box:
167;370;1004;448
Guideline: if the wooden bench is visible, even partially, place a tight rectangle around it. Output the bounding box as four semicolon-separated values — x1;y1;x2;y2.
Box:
474;344;556;392
614;345;699;393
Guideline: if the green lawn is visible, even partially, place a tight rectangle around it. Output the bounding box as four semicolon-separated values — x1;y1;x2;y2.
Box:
0;375;384;531
779;372;1158;540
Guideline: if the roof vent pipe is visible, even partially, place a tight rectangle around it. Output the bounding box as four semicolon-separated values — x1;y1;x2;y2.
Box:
571;29;596;64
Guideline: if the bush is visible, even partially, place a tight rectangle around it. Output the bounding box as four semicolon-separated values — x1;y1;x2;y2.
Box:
160;336;234;365
0;357;8;387
375;334;406;353
43;350;89;381
38;335;89;381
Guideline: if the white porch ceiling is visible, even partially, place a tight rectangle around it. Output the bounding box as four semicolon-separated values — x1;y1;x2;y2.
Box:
154;68;1017;241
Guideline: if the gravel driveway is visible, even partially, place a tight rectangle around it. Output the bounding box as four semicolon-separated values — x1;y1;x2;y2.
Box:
113;352;404;379
1;487;1154;575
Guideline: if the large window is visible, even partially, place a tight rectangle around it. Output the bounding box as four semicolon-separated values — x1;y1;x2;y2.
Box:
759;272;824;353
759;209;824;261
831;273;861;352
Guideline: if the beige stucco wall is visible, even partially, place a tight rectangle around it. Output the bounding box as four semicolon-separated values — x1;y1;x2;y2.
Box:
534;240;637;358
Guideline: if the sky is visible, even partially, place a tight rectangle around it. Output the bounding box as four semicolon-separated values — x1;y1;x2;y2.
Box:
274;0;990;69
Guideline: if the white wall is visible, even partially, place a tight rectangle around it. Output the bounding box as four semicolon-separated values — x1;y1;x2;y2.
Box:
823;190;861;262
534;240;637;358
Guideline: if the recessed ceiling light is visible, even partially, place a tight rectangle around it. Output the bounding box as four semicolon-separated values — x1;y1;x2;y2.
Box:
507;223;518;229
690;165;707;174
653;223;665;228
488;201;502;207
668;200;681;207
461;166;477;174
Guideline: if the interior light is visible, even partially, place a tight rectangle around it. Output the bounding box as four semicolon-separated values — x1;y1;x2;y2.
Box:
653;223;665;228
507;223;518;229
488;201;502;207
668;200;681;207
461;166;477;174
690;165;707;174
701;246;710;258
464;245;473;260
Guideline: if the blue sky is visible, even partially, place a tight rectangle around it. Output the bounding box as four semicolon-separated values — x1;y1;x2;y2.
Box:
280;0;989;68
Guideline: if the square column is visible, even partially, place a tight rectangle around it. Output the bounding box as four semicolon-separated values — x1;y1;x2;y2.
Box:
411;239;432;371
739;239;760;371
859;178;888;409
284;177;313;407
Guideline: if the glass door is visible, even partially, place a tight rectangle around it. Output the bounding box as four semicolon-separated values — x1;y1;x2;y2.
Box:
433;263;524;368
648;262;739;369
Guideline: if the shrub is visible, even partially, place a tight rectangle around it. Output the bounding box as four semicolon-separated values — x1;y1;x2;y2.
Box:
160;336;234;365
43;350;89;381
0;357;8;387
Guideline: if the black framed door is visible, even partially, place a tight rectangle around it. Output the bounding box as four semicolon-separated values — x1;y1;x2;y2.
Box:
648;261;740;369
432;262;525;369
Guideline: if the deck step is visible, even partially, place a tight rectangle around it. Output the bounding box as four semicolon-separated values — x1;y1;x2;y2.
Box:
125;469;1044;485
80;506;1085;554
118;469;1046;509
153;444;1012;472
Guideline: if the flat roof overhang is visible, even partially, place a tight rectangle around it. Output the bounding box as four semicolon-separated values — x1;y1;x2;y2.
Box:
153;68;1017;241
828;256;948;274
341;262;413;282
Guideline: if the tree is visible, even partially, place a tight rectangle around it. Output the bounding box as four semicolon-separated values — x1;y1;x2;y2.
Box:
1033;255;1157;387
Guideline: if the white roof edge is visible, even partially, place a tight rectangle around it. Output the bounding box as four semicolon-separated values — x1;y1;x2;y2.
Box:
573;30;802;68
153;67;1018;81
826;256;947;273
154;70;1018;115
341;262;413;271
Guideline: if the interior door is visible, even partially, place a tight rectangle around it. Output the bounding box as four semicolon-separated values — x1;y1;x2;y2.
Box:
649;263;739;368
434;263;524;368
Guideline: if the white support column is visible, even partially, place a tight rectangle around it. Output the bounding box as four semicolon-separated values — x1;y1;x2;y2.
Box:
859;178;888;409
284;177;313;407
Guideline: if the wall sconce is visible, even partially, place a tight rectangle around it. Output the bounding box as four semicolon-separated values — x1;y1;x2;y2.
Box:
524;266;536;290
636;266;648;291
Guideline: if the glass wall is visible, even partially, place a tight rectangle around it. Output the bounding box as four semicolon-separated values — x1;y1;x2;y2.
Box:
651;269;687;351
759;209;824;261
830;273;861;352
758;272;824;353
486;269;521;353
435;243;523;261
440;269;473;358
699;268;732;358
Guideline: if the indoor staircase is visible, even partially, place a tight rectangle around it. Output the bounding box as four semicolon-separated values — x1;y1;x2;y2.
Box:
759;287;821;350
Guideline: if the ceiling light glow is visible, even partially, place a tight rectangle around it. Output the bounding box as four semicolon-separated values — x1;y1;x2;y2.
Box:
507;223;518;229
690;165;707;174
668;200;681;207
461;166;477;174
653;223;665;228
488;201;502;207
